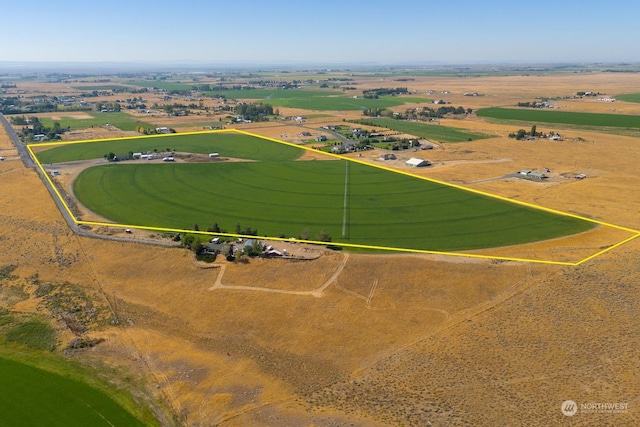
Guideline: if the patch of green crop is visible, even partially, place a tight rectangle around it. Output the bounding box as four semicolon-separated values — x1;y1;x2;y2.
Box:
477;107;640;128
353;117;490;142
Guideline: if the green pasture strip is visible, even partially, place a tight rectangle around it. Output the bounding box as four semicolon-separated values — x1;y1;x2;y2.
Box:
202;88;430;111
0;356;146;426
178;120;224;128
39;112;153;132
303;114;335;119
205;89;336;99
265;94;430;111
73;160;593;252
34;132;302;164
71;85;132;91
477;107;640;128
127;80;194;91
353;117;491;142
615;93;640;103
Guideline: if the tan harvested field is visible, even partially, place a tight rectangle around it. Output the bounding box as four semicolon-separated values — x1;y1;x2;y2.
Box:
2;71;640;426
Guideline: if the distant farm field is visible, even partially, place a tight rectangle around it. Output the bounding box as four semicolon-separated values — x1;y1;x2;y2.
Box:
44;132;596;252
616;93;640;103
477;107;640;128
39;112;153;132
354;118;490;142
0;357;145;426
203;89;430;111
72;85;132;91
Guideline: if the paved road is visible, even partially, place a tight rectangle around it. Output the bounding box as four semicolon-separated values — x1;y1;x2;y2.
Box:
0;113;178;247
0;113;35;168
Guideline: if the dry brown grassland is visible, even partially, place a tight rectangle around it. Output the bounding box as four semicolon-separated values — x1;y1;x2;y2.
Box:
1;72;639;426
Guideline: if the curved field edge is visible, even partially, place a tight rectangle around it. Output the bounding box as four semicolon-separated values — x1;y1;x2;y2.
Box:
476;107;640;128
0;351;152;426
72;159;595;252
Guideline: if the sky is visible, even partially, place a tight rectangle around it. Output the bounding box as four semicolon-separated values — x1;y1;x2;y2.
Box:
1;0;638;66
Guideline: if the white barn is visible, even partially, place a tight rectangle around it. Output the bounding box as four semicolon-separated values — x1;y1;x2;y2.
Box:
405;157;431;167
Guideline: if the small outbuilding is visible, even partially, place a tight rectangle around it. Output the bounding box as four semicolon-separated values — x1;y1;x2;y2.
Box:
379;153;396;161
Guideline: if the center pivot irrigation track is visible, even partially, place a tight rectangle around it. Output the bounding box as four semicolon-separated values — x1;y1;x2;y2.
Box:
27;129;640;265
342;160;349;239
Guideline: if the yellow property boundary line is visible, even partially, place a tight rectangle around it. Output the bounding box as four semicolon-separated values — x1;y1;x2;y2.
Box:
27;129;640;266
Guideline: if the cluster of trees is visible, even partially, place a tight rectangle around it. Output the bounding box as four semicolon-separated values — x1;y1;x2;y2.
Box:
95;102;121;112
363;105;472;119
234;103;275;122
134;126;176;135
298;228;332;242
508;125;538;140
180;234;217;263
1;96;57;114
362;87;408;99
362;108;395;117
16;116;67;140
516;100;550;108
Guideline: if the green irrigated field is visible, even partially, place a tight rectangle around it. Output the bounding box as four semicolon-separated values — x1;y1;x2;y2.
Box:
477;107;640;128
39;112;153;132
204;89;430;111
73;157;594;252
354;118;490;142
71;85;132;91
128;80;194;91
615;93;640;103
0;357;145;426
35;132;302;164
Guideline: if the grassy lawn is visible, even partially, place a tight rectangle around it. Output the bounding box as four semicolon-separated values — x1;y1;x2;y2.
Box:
477;107;640;128
353;118;490;142
39;112;153;132
72;157;593;252
35;132;302;164
0;356;146;426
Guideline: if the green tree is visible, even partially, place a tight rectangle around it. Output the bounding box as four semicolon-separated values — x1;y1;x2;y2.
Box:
317;231;332;242
299;228;311;240
530;125;537;137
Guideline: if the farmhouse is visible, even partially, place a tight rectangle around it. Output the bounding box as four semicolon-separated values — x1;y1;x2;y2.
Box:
315;135;327;142
517;170;548;180
405;157;431;167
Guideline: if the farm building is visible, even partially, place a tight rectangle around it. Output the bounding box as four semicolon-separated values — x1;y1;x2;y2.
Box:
405;158;431;167
209;153;219;158
517;170;548;180
380;154;397;161
315;135;327;142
